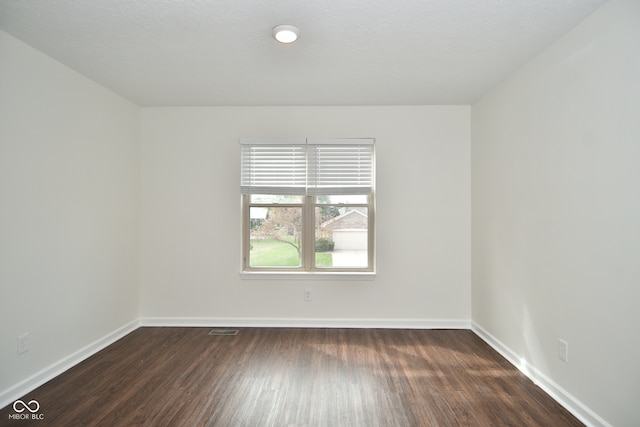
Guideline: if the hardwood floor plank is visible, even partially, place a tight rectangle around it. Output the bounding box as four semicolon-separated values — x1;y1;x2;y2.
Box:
0;328;583;426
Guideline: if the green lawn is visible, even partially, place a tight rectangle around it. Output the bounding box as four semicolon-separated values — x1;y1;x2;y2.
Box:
250;239;332;267
315;252;332;267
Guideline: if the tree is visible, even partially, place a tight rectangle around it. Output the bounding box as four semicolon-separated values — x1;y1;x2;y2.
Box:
254;207;302;259
315;196;340;240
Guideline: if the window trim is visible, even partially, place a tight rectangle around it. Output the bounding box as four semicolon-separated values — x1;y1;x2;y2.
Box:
240;138;375;276
239;271;376;281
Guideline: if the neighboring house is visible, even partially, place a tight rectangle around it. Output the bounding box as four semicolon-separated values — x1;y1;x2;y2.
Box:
320;208;368;251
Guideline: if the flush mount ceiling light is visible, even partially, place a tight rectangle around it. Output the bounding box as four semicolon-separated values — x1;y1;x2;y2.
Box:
272;25;299;44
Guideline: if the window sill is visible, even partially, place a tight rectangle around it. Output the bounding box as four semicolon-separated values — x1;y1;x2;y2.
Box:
239;271;376;281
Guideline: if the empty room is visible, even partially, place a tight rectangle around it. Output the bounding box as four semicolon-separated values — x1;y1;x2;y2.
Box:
1;0;638;426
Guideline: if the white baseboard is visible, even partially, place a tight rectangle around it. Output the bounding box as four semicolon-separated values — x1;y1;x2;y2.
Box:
0;319;140;410
471;321;611;427
139;316;471;330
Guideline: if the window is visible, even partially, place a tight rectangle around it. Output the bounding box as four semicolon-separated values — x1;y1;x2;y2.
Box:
241;138;375;273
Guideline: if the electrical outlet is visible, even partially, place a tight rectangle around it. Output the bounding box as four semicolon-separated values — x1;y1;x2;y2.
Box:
304;289;312;301
17;333;29;355
558;339;568;363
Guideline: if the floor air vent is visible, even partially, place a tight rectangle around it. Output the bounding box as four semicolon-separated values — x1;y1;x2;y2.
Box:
209;329;239;336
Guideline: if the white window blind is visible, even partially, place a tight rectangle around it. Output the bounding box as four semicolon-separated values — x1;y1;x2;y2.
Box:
240;139;307;195
307;138;374;195
240;138;374;195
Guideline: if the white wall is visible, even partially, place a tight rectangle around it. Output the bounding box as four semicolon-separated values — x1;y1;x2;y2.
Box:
139;106;470;324
0;31;140;399
471;1;640;425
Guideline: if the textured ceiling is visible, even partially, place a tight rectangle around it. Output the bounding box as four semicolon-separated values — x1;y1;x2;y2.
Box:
0;0;607;106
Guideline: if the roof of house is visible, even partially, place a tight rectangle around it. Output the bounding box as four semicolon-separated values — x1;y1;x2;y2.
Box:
321;209;368;230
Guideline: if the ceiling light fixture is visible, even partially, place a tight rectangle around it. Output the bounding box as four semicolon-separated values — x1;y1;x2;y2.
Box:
272;25;299;44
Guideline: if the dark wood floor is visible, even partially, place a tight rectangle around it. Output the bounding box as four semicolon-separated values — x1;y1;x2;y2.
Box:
1;328;582;427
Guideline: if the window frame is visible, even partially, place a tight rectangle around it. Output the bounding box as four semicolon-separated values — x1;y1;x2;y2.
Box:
240;138;375;276
243;195;306;272
242;194;375;274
